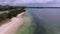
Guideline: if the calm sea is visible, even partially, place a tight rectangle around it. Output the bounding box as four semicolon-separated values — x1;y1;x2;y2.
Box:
26;8;60;34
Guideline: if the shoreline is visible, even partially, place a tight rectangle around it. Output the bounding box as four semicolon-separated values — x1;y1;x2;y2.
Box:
0;12;24;34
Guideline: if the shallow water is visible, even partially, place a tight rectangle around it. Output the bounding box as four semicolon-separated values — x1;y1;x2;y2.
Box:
26;8;60;34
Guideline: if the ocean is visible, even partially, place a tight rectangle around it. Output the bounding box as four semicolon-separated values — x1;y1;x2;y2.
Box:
26;8;60;34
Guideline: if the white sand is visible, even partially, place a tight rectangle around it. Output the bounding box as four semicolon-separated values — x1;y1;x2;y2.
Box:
0;12;24;34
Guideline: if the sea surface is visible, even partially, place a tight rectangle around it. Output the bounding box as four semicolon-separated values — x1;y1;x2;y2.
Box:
25;8;60;34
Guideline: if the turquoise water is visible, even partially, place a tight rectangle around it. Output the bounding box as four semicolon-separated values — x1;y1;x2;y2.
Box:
16;12;35;34
26;8;60;34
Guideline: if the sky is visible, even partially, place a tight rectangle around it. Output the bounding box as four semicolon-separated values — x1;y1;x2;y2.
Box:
0;0;59;6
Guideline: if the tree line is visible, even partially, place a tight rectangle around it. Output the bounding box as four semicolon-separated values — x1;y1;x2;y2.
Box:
0;8;25;22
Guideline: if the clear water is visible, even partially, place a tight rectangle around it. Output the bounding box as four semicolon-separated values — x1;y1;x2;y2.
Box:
26;8;60;34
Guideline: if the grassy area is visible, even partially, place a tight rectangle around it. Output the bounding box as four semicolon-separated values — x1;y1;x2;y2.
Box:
16;13;36;34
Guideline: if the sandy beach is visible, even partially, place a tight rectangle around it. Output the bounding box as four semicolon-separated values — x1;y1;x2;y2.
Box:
0;12;24;34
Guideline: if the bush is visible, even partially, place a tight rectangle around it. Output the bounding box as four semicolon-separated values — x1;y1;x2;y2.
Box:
7;9;25;18
0;8;25;21
7;11;17;18
0;13;8;21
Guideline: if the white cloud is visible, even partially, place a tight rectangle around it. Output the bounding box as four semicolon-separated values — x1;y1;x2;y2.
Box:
0;0;54;5
13;0;53;3
35;0;53;3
